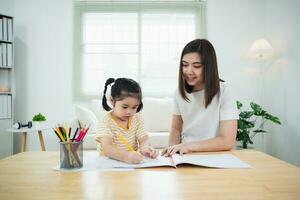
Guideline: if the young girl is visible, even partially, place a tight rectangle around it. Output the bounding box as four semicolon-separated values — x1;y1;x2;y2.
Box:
96;78;159;164
162;39;239;156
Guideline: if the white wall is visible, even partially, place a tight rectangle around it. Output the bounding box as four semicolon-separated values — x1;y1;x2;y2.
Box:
206;0;266;151
12;0;74;151
0;0;14;15
264;0;300;166
207;0;265;106
207;0;300;166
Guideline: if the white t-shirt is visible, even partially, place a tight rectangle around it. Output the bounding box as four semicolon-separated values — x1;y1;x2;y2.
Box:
173;82;238;143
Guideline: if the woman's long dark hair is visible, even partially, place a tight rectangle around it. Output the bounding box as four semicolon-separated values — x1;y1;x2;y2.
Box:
178;39;223;108
102;78;143;112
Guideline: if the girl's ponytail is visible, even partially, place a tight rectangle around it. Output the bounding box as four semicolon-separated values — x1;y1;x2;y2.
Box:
102;78;115;111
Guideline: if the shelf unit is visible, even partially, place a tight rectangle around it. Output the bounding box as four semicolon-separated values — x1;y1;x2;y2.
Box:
0;14;14;159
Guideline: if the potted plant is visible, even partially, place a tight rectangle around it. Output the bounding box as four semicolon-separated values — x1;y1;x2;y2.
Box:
236;101;281;149
32;113;47;129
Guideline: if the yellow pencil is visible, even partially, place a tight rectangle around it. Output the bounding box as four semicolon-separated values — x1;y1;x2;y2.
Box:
116;133;135;152
55;127;65;142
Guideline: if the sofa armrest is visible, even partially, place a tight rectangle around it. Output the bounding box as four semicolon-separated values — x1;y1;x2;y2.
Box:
148;132;169;149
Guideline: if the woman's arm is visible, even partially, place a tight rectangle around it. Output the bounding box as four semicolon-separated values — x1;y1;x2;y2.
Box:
188;120;237;152
164;120;237;155
97;137;143;164
161;115;183;155
169;115;183;145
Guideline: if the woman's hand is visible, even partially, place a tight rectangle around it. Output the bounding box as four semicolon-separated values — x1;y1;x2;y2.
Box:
125;151;143;164
139;146;159;159
161;143;191;157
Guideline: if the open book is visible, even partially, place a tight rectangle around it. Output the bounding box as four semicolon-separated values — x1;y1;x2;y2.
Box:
81;153;251;170
137;154;250;169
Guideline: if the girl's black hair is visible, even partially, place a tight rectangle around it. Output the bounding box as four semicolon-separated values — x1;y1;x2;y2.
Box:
102;78;143;112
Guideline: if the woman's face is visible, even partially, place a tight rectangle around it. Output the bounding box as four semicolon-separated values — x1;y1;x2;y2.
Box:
181;52;204;90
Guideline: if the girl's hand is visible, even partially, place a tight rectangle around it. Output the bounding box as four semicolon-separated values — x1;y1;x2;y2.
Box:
139;146;159;159
125;151;143;164
161;143;191;157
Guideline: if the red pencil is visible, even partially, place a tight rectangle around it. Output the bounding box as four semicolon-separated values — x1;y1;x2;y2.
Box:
79;127;89;141
75;129;84;142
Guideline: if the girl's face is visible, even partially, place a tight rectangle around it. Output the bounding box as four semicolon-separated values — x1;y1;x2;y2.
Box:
182;52;204;90
111;96;140;121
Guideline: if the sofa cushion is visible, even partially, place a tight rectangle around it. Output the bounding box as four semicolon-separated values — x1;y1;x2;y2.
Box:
83;131;169;150
148;132;169;149
78;97;173;149
141;97;173;132
75;105;98;133
89;97;173;133
82;133;98;150
89;99;106;120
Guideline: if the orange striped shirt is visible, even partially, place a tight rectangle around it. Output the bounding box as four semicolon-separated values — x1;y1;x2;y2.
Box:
95;112;148;155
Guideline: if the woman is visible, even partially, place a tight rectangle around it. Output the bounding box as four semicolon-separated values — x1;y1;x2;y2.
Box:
162;39;238;156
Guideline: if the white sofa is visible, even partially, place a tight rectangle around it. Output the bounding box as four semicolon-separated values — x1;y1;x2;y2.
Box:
74;97;173;149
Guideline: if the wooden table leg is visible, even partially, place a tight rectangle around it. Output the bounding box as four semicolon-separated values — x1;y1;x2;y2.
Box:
21;132;27;152
38;130;46;151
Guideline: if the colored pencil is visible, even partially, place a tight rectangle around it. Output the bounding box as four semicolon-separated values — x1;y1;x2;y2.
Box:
72;128;79;142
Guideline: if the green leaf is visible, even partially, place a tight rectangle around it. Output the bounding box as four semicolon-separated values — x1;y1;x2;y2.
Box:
238;119;255;129
244;131;253;144
237;101;243;109
236;130;244;141
249;139;253;144
271;116;281;125
264;113;282;125
239;111;254;119
253;129;267;133
32;113;46;121
260;110;268;116
250;102;263;115
237;101;282;147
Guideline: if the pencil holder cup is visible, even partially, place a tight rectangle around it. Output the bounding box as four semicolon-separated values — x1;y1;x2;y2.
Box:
60;141;83;169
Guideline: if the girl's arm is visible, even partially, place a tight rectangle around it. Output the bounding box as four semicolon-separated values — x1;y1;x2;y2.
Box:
97;137;143;164
165;120;237;155
138;135;159;158
137;135;150;147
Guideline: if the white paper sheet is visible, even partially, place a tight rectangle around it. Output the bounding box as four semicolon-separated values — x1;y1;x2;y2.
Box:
173;154;251;168
53;151;251;172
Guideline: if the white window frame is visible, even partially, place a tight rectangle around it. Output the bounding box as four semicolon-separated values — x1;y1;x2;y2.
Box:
73;1;206;100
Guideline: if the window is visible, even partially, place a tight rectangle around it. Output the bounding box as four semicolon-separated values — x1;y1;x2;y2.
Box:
74;1;206;99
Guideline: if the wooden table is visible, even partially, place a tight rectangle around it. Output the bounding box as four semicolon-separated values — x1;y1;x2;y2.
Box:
7;127;50;152
0;150;299;200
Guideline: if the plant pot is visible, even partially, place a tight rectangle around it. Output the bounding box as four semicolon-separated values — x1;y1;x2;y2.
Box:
235;145;254;150
235;142;254;150
32;121;46;129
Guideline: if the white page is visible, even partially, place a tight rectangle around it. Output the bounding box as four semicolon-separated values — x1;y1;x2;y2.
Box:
84;154;173;169
83;152;132;169
128;155;173;168
54;152;174;171
172;154;251;169
53;151;133;171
